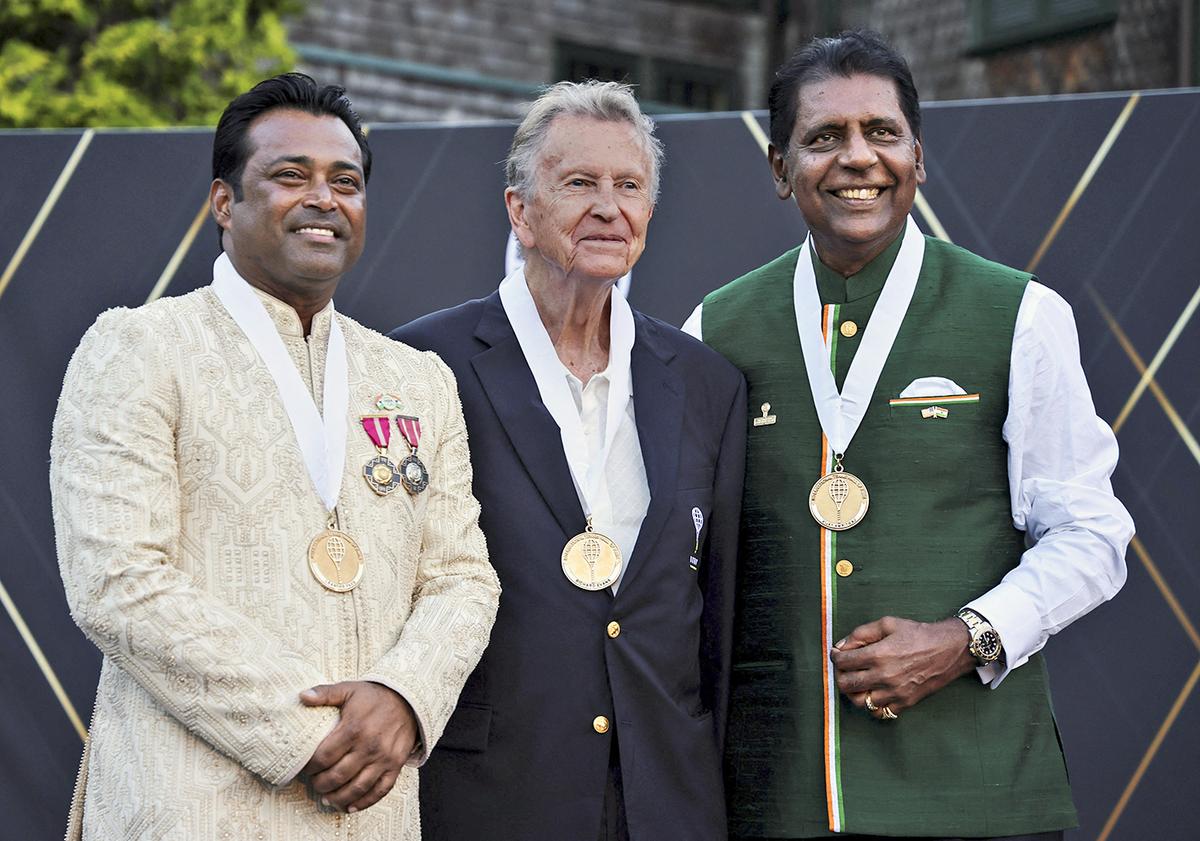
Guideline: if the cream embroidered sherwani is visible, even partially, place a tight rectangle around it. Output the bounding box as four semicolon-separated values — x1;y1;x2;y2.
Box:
50;282;500;840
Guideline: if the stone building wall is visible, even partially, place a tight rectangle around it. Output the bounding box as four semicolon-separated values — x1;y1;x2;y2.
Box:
288;0;1191;123
289;0;769;123
838;0;1188;102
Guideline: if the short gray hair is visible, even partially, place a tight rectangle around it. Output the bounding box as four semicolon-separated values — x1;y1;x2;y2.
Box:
505;80;664;202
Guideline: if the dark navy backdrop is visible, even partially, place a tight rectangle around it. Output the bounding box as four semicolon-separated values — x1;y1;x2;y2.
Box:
1;88;1197;840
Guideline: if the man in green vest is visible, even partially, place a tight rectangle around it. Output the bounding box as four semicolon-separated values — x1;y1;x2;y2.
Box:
682;30;1133;841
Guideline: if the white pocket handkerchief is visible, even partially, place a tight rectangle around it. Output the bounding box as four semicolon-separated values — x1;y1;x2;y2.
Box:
898;377;968;398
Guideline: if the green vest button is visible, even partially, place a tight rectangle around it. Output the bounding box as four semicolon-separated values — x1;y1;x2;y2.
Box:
835;559;854;577
839;320;859;338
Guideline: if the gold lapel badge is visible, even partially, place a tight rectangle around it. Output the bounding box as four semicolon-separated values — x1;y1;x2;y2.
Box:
753;402;777;427
920;405;949;419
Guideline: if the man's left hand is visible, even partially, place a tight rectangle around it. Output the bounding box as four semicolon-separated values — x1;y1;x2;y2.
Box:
300;681;418;812
830;616;975;719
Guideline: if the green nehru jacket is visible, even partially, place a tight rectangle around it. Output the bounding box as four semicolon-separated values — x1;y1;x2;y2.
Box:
702;234;1076;838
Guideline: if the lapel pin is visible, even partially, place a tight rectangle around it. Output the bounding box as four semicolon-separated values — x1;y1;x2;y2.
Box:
753;402;777;427
689;507;704;570
921;406;949;419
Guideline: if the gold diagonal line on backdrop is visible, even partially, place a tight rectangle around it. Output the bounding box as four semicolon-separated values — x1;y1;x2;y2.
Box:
738;111;951;242
0;577;87;741
146;199;210;304
1097;658;1200;841
912;190;951;243
1130;536;1200;652
1026;93;1139;273
740;110;769;154
0;129;95;304
1087;287;1200;464
1112;280;1200;434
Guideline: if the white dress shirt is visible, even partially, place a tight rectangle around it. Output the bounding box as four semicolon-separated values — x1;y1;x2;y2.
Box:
683;278;1134;686
563;364;651;593
501;269;651;593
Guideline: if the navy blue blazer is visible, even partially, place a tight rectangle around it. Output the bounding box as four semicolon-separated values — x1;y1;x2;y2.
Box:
392;292;745;841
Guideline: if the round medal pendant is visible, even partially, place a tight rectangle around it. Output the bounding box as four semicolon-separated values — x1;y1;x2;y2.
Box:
399;454;429;494
308;529;365;592
363;455;401;495
809;470;870;531
561;529;623;591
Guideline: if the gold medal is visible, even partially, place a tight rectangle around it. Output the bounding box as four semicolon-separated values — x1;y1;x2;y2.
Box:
561;517;622;591
308;527;364;592
809;465;869;531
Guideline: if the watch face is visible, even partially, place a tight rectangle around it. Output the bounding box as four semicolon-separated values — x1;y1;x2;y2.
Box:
975;629;1003;662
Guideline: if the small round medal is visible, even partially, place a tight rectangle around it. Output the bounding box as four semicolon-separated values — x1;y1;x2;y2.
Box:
809;469;869;531
561;524;622;591
308;529;365;592
399;454;429;494
363;455;401;495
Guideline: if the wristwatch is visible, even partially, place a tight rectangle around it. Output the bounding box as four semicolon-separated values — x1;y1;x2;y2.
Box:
957;608;1003;666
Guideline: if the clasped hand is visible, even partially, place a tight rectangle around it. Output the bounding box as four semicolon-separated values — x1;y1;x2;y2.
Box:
299;680;418;812
829;615;976;720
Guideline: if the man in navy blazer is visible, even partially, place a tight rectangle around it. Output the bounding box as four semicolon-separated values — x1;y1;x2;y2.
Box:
391;81;745;840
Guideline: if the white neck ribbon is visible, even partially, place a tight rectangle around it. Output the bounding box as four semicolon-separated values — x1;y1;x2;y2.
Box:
793;215;926;456
211;253;348;512
498;267;634;520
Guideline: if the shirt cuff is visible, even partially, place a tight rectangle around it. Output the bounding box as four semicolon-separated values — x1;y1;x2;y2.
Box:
274;708;340;786
965;580;1046;688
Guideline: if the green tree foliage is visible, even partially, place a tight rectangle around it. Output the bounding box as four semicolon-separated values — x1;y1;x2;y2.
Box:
0;0;303;127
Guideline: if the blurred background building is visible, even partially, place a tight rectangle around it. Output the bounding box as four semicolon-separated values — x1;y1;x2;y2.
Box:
290;0;1198;122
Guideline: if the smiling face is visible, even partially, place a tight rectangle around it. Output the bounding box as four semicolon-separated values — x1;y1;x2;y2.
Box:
211;108;366;306
506;115;654;283
771;73;925;274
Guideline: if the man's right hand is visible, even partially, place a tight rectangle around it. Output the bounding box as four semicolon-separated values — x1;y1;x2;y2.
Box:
300;681;418;812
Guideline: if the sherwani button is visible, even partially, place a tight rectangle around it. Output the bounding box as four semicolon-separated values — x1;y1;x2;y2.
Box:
593;715;611;734
607;621;621;638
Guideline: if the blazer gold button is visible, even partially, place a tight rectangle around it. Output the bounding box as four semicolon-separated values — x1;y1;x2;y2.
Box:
835;559;854;577
839;321;858;338
593;715;610;734
607;621;621;638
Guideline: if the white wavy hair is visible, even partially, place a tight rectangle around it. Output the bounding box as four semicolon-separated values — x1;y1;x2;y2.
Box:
505;80;664;202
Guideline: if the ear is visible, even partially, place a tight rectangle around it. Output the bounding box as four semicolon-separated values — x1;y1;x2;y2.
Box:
768;144;792;200
504;187;537;250
210;179;234;231
913;138;927;185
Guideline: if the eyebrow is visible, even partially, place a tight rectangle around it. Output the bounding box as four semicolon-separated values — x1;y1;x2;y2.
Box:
802;115;904;138
264;155;364;178
560;167;646;181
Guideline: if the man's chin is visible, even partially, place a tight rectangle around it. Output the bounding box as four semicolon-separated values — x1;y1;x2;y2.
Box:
825;216;906;248
287;253;356;284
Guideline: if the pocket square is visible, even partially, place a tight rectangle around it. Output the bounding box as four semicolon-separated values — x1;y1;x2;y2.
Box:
898;377;967;398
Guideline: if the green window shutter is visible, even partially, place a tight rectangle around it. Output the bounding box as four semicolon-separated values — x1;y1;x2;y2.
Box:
967;0;1118;52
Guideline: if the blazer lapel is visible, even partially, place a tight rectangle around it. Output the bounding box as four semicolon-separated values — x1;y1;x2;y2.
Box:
470;293;583;538
618;313;684;595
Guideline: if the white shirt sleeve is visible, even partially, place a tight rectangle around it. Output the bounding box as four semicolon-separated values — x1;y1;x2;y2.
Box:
681;302;704;339
966;281;1134;686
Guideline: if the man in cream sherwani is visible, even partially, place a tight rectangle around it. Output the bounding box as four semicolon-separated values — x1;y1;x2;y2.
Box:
50;73;499;840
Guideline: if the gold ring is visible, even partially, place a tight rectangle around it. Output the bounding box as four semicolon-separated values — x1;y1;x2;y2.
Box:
881;705;899;720
864;692;878;713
